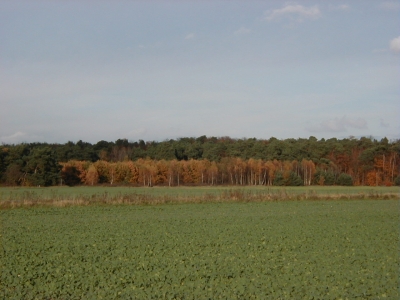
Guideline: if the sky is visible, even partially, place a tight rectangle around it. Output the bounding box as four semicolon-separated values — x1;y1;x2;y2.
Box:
1;0;399;144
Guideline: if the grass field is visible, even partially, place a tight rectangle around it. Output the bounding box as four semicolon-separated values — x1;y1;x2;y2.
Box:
0;186;398;208
1;199;398;299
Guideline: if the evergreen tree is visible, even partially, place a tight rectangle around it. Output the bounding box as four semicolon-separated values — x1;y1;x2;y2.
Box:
337;173;353;186
24;147;61;186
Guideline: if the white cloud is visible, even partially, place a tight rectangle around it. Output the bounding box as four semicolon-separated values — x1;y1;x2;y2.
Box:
264;4;321;22
389;36;400;53
306;116;368;133
185;33;195;40
234;27;251;35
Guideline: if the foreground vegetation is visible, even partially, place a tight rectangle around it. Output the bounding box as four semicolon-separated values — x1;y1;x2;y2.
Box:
1;199;398;299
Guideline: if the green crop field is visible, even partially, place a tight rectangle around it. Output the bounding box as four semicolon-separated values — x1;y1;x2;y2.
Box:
1;199;399;299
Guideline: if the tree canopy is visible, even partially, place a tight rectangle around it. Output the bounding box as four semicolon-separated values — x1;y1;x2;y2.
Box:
1;136;399;187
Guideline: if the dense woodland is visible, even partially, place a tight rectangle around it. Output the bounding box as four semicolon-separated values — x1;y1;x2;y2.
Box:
0;136;399;187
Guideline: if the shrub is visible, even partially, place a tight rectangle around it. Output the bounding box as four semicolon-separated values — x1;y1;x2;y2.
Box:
273;171;284;186
337;173;353;186
286;172;303;186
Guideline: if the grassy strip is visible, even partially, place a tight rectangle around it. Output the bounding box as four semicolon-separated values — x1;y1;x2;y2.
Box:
0;188;398;209
1;185;399;198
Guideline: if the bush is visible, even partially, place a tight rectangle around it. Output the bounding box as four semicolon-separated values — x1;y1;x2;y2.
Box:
273;172;284;186
313;170;336;185
337;173;353;186
286;172;303;186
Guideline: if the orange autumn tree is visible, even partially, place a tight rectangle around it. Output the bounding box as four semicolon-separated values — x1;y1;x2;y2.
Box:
57;141;399;187
85;164;99;186
301;159;316;186
367;152;399;186
60;160;89;185
154;160;168;185
209;161;219;185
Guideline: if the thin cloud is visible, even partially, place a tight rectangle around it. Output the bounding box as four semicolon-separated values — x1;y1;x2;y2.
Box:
306;116;368;133
379;1;400;11
336;4;350;11
329;4;350;11
1;131;26;141
185;33;195;40
372;48;388;54
126;128;147;139
389;36;400;53
234;27;251;35
380;118;390;128
264;4;321;22
337;4;350;11
0;131;43;144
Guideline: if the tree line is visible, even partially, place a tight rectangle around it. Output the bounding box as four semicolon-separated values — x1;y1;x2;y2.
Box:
0;136;399;187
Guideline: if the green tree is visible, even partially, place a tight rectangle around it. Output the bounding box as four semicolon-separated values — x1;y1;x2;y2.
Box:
24;147;61;186
285;172;303;186
0;146;8;182
4;163;24;185
337;173;353;186
186;141;203;160
314;170;336;186
203;142;226;162
2;144;30;185
273;171;284;186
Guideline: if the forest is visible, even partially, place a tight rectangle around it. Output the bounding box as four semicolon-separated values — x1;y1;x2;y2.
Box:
0;135;399;187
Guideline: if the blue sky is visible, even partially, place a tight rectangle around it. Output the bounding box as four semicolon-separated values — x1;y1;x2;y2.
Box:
1;0;399;144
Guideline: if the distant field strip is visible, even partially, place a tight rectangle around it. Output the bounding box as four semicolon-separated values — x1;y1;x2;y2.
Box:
1;200;398;298
0;186;398;208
